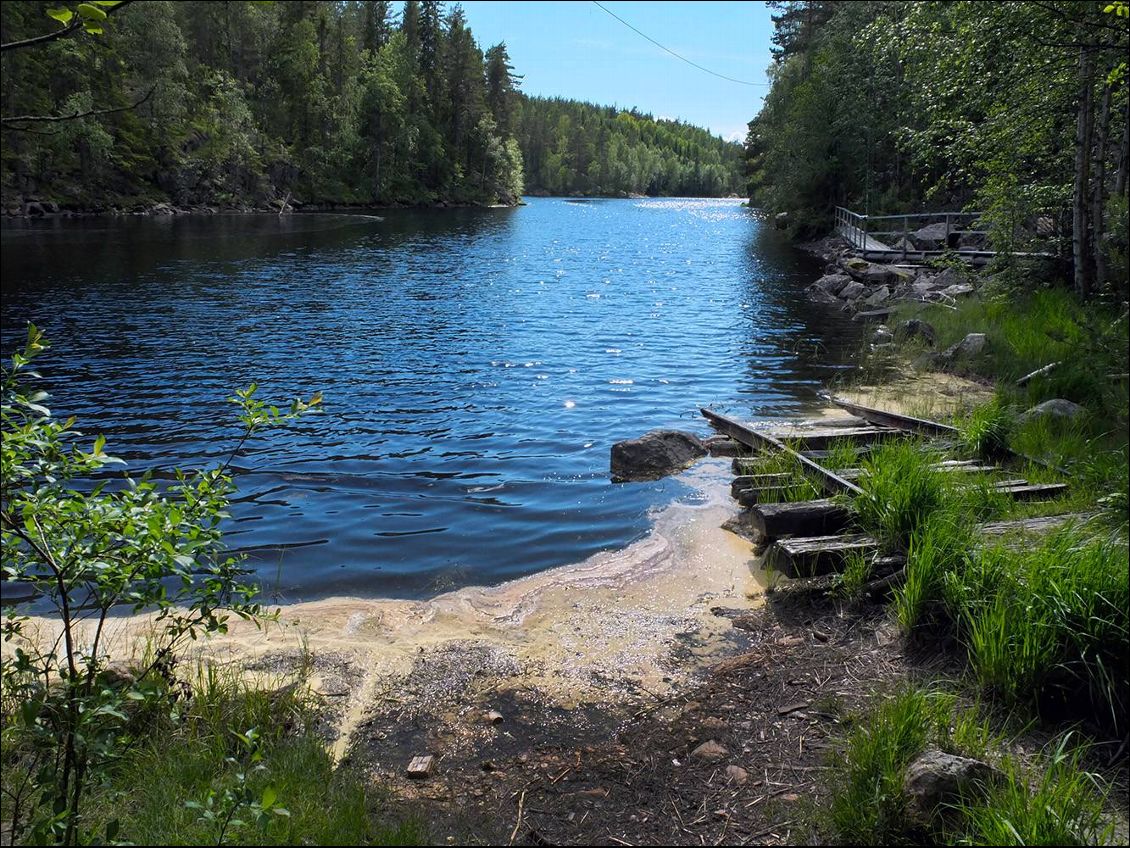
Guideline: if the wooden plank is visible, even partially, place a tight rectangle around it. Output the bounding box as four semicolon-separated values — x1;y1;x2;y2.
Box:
766;512;1091;578
747;498;853;540
824;396;958;438
731;473;793;495
702;408;864;496
852;308;893;322
993;482;1068;500
758;425;898;451
406;755;435;778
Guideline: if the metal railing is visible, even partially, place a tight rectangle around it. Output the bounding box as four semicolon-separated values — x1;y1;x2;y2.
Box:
834;207;988;261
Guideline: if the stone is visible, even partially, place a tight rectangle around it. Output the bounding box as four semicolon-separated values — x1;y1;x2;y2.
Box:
903;748;998;824
888;266;917;286
690;740;729;762
912;222;950;249
813;273;852;296
610;430;707;481
940;333;987;361
895;319;937;347
958;231;988;250
864;285;891;307
841;257;872;279
806;285;843;305
861;264;895;285
889;236;916;253
774;211;789;229
486;710;504;725
939;283;975;299
725;765;750;785
1017;398;1086;425
872;326;895;345
931;266;969;289
839;280;867;301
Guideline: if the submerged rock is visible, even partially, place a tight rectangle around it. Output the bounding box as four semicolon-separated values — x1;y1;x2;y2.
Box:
610;430;707;481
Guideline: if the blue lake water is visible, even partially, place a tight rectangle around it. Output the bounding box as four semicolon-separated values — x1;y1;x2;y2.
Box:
1;198;859;601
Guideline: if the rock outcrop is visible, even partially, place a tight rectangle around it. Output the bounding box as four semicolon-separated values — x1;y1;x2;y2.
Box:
610;430;707;481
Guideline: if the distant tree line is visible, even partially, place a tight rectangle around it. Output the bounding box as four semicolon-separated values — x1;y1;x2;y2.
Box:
0;0;744;211
748;0;1129;298
515;96;745;197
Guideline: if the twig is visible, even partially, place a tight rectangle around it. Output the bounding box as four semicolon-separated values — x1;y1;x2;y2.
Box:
508;789;526;845
3;87;155;125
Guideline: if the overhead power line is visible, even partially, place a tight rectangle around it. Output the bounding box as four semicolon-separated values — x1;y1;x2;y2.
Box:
591;1;769;87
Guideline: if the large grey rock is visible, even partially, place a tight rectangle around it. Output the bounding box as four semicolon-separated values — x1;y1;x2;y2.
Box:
912;222;950;250
904;748;998;824
842;257;872;279
806;284;843;305
1017;398;1086;425
895;319;937;347
839;280;867;301
864;285;891;307
872;325;895;345
939;283;975;299
862;264;895;285
940;333;987;361
813;273;852;296
888;266;917;286
931;267;969;289
611;430;707;481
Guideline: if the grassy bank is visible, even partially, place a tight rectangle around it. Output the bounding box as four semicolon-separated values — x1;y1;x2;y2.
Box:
819;286;1129;844
1;661;422;846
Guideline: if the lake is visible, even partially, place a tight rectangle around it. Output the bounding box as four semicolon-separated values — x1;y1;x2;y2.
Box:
0;198;858;601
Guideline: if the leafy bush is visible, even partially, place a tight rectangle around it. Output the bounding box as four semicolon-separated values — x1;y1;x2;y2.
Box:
1;326;321;845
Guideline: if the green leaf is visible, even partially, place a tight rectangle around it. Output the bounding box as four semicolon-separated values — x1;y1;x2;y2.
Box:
82;22;104;34
47;8;74;24
76;3;108;20
260;785;277;808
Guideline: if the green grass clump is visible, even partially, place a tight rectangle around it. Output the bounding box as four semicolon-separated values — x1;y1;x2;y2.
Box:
895;516;971;630
960;530;1129;733
827;689;1113;846
72;665;424;847
853;441;950;551
957;396;1013;460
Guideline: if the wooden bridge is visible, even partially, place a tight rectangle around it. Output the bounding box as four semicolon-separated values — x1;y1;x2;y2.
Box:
833;206;1058;266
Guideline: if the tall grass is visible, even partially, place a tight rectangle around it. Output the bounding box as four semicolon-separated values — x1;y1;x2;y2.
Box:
853;441;950;551
73;664;424;847
827;690;1114;846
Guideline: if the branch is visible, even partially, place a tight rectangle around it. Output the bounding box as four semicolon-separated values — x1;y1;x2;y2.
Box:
1;86;155;126
0;0;136;53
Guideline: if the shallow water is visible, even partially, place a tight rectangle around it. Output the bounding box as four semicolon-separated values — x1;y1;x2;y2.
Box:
1;198;858;600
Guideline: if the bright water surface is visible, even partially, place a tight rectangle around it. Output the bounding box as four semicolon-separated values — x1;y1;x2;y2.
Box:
1;198;859;601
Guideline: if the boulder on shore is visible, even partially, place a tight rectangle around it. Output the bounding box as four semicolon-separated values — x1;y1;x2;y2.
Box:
940;332;988;362
611;430;707;481
904;748;999;825
912;222;950;250
1017;398;1086;425
895;319;937;347
813;273;852;296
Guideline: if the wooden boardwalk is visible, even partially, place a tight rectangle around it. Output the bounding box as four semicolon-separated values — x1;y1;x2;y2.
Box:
833;206;1057;266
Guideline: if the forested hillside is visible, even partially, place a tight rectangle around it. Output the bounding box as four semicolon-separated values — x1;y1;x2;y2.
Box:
0;1;743;213
1;0;525;211
747;0;1129;299
515;96;744;197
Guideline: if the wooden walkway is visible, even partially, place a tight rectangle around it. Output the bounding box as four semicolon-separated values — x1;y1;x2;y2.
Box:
833;206;1057;266
704;400;1080;582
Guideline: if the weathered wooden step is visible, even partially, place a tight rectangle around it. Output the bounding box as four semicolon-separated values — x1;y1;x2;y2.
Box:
765;512;1092;578
758;425;899;450
744;482;1068;543
735;485;818;507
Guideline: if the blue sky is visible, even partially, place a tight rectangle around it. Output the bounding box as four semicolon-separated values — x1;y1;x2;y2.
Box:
458;1;775;143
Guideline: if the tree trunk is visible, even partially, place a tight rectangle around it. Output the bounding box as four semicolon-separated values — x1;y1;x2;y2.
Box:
1072;46;1095;299
1116;97;1129;198
1092;82;1111;291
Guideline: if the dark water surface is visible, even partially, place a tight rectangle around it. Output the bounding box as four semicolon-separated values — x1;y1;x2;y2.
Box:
1;198;858;601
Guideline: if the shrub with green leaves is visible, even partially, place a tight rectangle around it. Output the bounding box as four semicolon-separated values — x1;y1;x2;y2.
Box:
0;325;321;845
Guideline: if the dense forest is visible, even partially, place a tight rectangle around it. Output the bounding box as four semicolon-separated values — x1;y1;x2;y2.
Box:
516;96;744;197
747;0;1129;299
0;0;743;212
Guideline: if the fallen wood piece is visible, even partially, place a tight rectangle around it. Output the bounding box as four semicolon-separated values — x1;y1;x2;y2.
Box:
852;308;892;322
702;408;864;496
1016;361;1060;387
993;482;1068;500
862;568;907;598
824;395;958;438
406;755;435;778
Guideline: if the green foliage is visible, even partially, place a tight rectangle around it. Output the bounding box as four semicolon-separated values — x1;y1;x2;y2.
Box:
852;441;950;551
515;96;743;197
957;397;1013;460
827;688;1113;846
0;326;321;845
